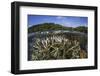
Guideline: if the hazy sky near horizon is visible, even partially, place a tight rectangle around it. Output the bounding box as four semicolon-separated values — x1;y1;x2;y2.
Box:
28;15;88;28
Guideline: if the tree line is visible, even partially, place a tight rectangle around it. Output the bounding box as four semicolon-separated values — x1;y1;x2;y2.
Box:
28;23;87;34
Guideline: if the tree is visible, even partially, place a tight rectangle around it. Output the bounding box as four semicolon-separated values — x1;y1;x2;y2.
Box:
74;26;88;34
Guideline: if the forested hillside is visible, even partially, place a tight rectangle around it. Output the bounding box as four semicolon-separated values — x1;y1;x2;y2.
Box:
28;23;87;34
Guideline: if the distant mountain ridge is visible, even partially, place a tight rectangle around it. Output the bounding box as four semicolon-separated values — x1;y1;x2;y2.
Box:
28;23;87;33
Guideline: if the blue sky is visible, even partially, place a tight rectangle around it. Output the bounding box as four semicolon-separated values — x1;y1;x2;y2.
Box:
28;15;88;28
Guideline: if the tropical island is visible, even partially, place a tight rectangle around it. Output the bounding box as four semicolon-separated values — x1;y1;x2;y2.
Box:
28;23;87;34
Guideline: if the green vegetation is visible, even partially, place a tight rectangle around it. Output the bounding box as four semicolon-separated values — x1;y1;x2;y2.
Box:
74;26;88;33
28;23;87;34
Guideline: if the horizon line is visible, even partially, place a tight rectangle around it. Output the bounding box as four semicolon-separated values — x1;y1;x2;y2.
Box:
28;22;87;28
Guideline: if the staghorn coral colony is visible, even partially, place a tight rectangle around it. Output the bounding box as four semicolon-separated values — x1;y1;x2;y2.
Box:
28;31;87;61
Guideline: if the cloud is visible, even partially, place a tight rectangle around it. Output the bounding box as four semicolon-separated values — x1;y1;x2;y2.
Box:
56;16;65;19
28;25;32;27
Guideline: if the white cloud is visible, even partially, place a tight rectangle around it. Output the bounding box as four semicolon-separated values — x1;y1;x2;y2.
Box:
56;16;65;19
28;25;32;27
